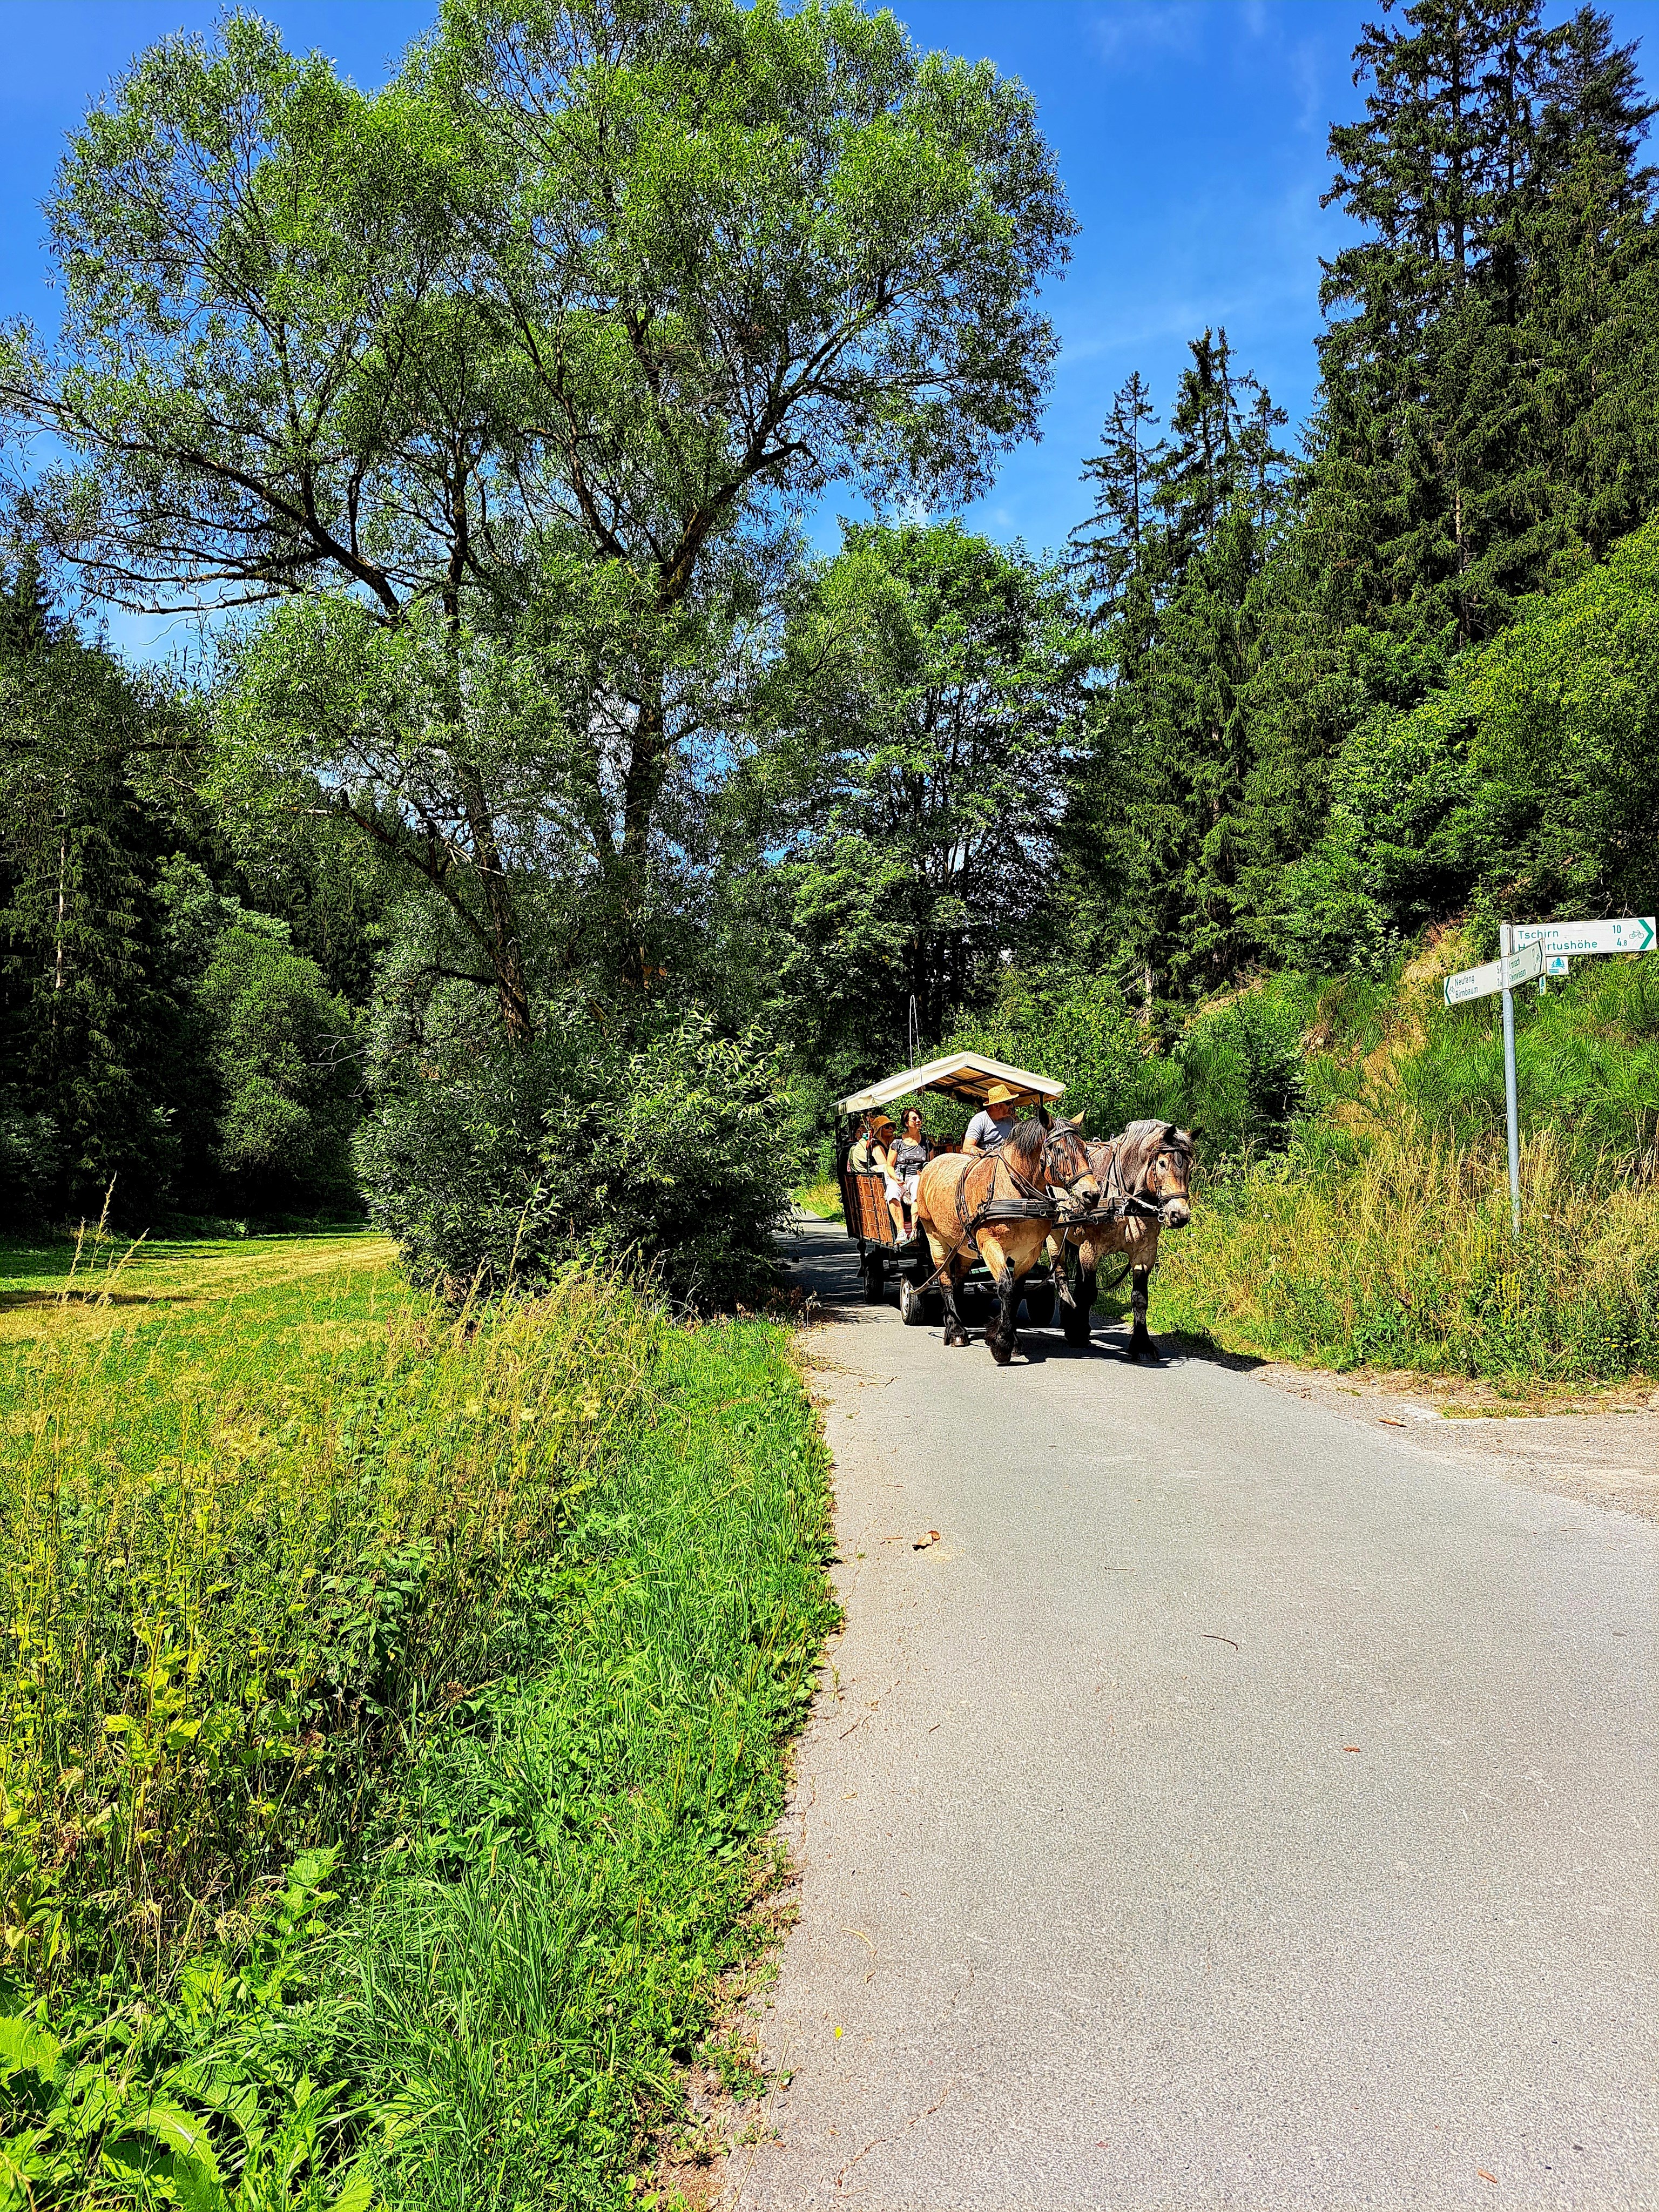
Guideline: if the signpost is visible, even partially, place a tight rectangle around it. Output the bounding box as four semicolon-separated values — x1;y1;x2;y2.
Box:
1442;915;1658;1240
1513;916;1655;957
1442;939;1543;1006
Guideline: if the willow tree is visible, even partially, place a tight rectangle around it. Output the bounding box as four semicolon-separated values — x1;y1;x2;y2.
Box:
2;0;1073;1034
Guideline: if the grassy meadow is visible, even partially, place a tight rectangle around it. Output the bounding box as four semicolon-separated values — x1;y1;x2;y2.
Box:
0;1228;835;2211
1149;951;1659;1390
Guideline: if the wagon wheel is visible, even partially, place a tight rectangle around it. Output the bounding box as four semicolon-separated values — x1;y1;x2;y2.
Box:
1022;1281;1056;1328
862;1249;886;1303
899;1276;929;1326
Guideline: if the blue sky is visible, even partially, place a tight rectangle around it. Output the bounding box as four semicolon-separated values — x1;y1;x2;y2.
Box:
3;0;1657;653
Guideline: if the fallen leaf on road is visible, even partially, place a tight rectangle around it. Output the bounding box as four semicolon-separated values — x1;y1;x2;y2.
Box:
1379;1417;1406;1427
1478;2172;1497;2185
913;1529;941;1549
1200;1633;1239;1650
1343;1744;1360;1752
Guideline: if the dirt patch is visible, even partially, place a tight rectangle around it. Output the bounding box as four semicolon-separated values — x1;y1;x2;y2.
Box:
1253;1361;1659;1521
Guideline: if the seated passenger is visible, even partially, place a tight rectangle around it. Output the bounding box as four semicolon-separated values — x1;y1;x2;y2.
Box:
889;1107;932;1232
963;1082;1023;1155
847;1114;876;1172
855;1113;900;1237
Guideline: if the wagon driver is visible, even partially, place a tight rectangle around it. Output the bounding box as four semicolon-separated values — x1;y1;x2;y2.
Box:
962;1081;1024;1156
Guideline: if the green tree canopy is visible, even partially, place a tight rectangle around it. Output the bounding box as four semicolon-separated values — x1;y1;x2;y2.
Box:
3;0;1074;1033
741;520;1086;1082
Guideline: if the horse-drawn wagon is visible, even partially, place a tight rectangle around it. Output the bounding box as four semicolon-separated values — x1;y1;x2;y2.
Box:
836;1051;1196;1364
835;1051;1067;1327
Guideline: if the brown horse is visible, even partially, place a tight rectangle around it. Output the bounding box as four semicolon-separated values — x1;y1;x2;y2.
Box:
1054;1120;1193;1358
914;1117;1098;1364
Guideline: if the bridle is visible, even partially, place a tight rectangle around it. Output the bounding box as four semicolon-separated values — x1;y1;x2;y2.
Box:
947;1119;1096;1244
1092;1129;1193;1229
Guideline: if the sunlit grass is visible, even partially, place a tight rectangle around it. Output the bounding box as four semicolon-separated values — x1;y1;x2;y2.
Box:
1;1228;834;2212
792;1178;844;1221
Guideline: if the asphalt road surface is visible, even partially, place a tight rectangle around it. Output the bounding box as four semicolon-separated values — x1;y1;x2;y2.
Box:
723;1215;1658;2212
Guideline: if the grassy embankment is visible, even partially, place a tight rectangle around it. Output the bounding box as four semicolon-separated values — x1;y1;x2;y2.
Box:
0;1229;835;2211
1151;950;1659;1390
791;1180;843;1222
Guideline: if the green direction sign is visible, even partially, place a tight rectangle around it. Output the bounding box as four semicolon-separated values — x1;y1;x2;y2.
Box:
1513;916;1656;957
1445;940;1545;1005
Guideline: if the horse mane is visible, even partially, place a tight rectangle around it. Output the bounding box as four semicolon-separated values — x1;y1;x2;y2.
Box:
1002;1118;1047;1176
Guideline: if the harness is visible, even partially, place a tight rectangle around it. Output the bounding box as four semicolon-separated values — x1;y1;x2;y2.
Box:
908;1127;1121;1297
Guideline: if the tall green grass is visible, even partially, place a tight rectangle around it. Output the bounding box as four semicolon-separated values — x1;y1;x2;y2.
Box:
339;1324;833;2210
0;1232;835;2211
1156;1123;1659;1386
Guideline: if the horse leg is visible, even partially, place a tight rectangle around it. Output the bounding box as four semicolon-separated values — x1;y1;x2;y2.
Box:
1063;1257;1096;1347
1129;1263;1156;1360
940;1255;971;1347
984;1260;1019;1366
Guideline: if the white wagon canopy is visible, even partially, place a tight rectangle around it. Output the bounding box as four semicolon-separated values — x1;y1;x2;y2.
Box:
838;1051;1066;1116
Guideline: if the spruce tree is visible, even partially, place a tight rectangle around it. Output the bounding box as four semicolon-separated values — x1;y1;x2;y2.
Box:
1319;0;1657;643
0;569;190;1219
1068;372;1164;635
1067;334;1289;999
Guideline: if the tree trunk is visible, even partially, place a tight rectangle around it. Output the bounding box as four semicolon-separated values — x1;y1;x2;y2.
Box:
616;682;667;985
455;759;532;1043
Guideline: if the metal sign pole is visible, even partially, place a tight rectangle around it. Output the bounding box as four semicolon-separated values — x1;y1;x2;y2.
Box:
1500;921;1521;1241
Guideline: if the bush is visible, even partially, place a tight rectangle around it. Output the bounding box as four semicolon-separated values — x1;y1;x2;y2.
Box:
357;1011;802;1306
952;965;1313;1161
949;968;1182;1137
1399;956;1659;1187
198;922;361;1212
1176;978;1314;1159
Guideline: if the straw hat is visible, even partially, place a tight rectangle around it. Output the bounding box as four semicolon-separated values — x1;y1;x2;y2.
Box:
868;1109;895;1132
984;1082;1023;1105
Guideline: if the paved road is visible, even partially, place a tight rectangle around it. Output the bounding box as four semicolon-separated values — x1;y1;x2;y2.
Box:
725;1216;1658;2211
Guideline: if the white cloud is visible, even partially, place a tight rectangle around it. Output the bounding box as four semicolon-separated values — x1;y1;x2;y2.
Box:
1086;1;1204;65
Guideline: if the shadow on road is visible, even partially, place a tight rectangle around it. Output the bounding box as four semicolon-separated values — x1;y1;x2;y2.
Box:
778;1213;1264;1371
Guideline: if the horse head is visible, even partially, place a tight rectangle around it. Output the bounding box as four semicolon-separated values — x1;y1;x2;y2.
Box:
1117;1119;1194;1229
1031;1115;1100;1216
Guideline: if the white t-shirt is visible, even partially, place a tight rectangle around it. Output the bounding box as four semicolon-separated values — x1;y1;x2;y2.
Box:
965;1108;1014;1151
